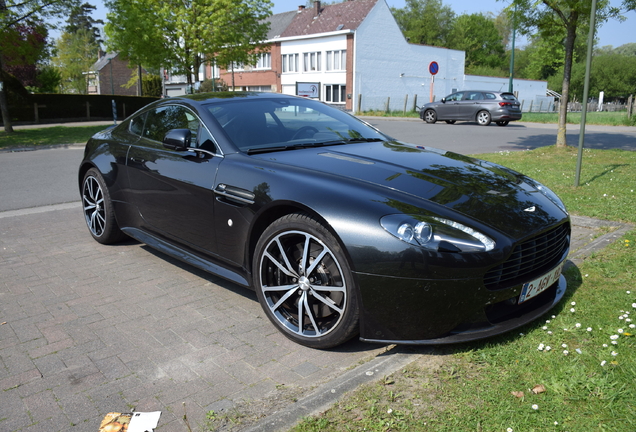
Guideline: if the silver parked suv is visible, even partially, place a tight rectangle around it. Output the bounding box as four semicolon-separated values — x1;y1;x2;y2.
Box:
419;90;522;126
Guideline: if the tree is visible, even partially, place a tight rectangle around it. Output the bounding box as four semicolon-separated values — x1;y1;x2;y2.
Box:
0;0;79;132
506;0;626;147
392;0;455;47
50;1;100;94
1;21;48;87
214;0;273;87
447;13;506;71
65;2;103;44
570;53;636;100
52;29;98;93
105;0;272;90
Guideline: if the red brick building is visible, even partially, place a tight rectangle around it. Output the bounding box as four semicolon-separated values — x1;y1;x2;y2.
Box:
88;51;146;96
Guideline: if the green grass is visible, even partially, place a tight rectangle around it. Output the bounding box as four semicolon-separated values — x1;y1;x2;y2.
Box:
0;125;108;149
292;146;636;432
521;111;636;127
359;109;636;126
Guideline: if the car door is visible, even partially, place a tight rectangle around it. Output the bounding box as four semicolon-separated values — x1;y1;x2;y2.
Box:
436;92;464;120
126;104;222;254
456;91;484;120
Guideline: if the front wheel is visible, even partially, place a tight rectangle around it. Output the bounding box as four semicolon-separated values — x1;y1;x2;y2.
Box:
253;213;359;349
82;168;127;244
496;120;510;126
476;110;492;126
423;109;437;124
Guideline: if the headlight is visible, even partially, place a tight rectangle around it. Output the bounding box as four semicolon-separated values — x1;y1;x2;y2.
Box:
526;178;568;215
381;214;495;253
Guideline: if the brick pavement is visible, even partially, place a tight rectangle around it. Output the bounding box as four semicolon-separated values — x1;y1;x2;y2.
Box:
1;206;632;432
0;206;385;431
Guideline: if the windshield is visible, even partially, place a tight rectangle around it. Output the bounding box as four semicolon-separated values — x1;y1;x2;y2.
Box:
204;97;387;153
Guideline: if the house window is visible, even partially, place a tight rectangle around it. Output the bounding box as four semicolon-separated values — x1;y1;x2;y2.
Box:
326;50;346;71
282;53;299;73
325;84;346;103
231;62;245;71
303;52;321;72
255;53;271;70
230;53;271;72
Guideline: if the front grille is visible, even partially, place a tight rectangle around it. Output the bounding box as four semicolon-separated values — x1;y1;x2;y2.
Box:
484;223;570;290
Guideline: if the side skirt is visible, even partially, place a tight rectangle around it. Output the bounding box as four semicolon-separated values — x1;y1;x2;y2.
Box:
121;227;250;288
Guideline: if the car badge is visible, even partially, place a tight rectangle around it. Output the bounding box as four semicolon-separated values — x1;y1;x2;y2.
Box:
524;206;536;212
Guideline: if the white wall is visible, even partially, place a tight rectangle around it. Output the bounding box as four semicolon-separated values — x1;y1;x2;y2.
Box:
280;34;348;102
353;0;549;112
354;0;465;111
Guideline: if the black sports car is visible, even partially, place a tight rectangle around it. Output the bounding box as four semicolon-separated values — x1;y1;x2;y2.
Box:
79;92;570;349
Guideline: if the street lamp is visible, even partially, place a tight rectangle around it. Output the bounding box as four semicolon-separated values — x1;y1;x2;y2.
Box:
508;1;517;94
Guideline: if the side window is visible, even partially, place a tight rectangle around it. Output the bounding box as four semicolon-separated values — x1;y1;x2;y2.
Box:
142;105;198;144
197;126;218;153
465;92;483;101
447;92;463;102
129;113;146;136
484;93;497;100
185;111;199;145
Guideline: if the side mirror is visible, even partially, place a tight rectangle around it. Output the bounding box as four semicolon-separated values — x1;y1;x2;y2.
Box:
441;97;446;103
163;129;191;151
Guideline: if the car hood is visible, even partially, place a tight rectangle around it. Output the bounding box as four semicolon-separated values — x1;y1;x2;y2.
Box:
255;141;567;239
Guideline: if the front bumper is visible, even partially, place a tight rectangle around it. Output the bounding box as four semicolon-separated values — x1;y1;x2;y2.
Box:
356;271;567;345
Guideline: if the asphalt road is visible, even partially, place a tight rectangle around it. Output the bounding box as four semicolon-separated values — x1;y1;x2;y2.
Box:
365;117;636;154
1;119;635;212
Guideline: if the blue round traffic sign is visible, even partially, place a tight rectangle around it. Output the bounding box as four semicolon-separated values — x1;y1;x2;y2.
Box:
429;61;439;75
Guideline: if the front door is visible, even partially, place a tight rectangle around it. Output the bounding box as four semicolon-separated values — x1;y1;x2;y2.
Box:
126;105;222;254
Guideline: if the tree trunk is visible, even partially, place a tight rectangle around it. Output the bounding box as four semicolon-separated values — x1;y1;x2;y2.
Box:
556;15;578;148
0;56;14;133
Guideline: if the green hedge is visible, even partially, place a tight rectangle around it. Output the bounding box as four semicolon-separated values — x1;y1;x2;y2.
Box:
4;94;159;125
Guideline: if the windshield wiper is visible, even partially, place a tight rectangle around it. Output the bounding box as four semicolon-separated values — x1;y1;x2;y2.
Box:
245;138;384;155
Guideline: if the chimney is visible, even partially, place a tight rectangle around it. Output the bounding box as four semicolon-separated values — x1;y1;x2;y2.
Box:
314;1;321;16
298;5;305;11
98;48;105;59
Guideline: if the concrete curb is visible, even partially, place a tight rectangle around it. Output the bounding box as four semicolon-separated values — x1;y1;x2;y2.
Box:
244;347;422;432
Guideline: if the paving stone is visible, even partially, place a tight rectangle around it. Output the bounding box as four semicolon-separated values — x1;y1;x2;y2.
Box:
11;205;579;430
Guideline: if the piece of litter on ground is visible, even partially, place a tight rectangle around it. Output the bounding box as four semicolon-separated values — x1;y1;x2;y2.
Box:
128;411;161;432
98;411;161;432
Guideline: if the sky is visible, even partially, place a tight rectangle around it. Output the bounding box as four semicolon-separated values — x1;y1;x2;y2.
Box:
85;0;635;49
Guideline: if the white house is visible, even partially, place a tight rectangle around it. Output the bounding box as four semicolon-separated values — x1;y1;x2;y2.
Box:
207;0;548;112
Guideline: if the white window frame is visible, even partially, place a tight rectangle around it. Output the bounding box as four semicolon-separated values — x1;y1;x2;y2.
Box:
324;84;346;104
326;50;346;71
303;52;321;72
282;53;299;73
255;53;271;70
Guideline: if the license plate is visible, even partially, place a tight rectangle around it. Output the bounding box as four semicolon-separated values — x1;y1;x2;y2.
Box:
519;261;565;303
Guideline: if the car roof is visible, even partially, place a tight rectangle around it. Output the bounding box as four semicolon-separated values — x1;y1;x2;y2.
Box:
179;91;296;105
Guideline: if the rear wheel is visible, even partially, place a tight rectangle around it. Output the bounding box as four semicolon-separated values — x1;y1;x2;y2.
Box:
253;213;359;349
423;109;437;124
477;110;491;126
496;120;510;126
82;168;127;244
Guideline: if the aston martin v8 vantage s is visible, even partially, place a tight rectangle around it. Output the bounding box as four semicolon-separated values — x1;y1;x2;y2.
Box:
79;92;570;349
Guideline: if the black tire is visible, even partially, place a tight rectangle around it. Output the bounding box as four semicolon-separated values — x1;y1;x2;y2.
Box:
253;213;359;349
476;110;491;126
496;120;510;126
445;120;456;124
81;168;127;244
423;109;437;124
